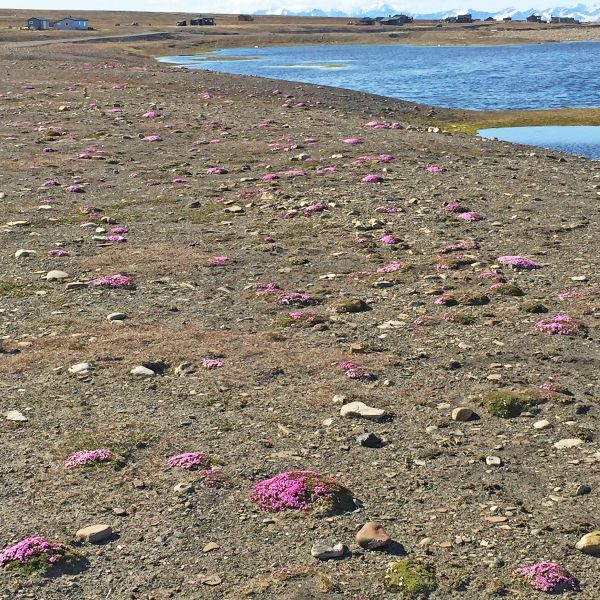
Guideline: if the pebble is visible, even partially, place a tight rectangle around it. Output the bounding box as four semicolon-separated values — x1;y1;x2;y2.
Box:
68;362;93;374
451;407;473;422
574;484;591;496
356;432;382;447
6;410;28;422
200;575;222;586
310;540;345;560
75;524;112;543
356;522;391;549
65;281;88;290
486;456;502;466
553;438;584;449
203;542;220;553
340;401;387;421
575;531;600;554
112;507;128;516
107;312;126;321
46;270;69;281
533;419;552;430
173;482;195;495
131;365;156;377
15;249;36;259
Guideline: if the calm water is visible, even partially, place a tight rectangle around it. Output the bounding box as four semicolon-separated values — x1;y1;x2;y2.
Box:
158;42;600;111
478;126;600;160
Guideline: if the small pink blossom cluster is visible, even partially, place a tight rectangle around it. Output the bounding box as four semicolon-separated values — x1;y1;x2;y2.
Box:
207;166;226;174
343;137;362;145
262;173;279;180
440;239;480;253
0;537;67;569
303;203;326;216
79;203;101;218
66;184;85;193
497;255;541;270
48;248;69;257
143;135;162;142
380;234;398;245
536;314;583;336
365;120;401;129
202;358;224;369
65;448;113;469
514;562;579;593
44;179;60;186
316;166;336;174
256;282;315;307
362;174;382;183
375;206;397;214
444;203;464;213
284;169;305;177
143;110;159;118
339;361;374;381
426;165;444;173
458;211;486;222
89;274;134;288
379;154;394;163
168;451;211;470
111;227;129;234
289;311;319;323
207;256;228;267
377;262;404;273
250;470;335;512
107;235;126;243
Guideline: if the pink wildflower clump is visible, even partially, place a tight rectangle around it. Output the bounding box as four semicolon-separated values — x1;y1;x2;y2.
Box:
143;135;162;142
66;184;85;193
44;179;60;186
444;202;464;213
440;239;480;253
303;203;326;216
339;361;374;381
143;110;159;118
0;537;69;571
375;206;397;214
362;174;382;183
380;234;398;245
207;166;226;174
107;235;127;243
379;154;394;163
208;255;228;267
111;227;129;234
89;274;134;288
250;470;337;512
458;211;486;222
65;449;113;468
48;248;69;257
262;173;279;181
277;291;315;307
168;451;211;470
497;255;541;270
427;165;444;174
514;562;579;593
202;358;224;369
536;314;583;336
316;166;336;175
377;262;404;273
343;137;362;145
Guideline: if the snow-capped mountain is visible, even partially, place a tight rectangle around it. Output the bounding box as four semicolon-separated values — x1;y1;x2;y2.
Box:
252;3;600;21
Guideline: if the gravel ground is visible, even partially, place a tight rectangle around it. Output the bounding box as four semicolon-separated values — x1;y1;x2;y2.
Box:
0;42;599;600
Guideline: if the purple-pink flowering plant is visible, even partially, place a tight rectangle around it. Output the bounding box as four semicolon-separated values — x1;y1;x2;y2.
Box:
202;358;224;369
89;274;134;288
0;536;80;575
362;174;383;183
339;360;375;381
168;451;211;470
250;470;350;514
458;211;486;222
207;256;228;267
497;255;541;270
514;562;579;593
536;314;584;336
65;449;113;469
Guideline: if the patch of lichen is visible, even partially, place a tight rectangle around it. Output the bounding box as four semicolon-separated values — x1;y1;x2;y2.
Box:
384;559;438;596
333;297;371;313
482;389;545;418
4;547;84;577
490;283;525;297
273;314;326;328
522;300;548;313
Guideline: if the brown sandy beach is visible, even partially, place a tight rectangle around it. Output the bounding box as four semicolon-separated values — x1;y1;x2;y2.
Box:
0;10;599;600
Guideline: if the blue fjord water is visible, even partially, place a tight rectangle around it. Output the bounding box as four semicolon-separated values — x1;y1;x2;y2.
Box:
158;42;600;158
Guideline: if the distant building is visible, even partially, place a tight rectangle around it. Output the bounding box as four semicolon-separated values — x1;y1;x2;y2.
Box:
238;14;254;21
380;14;413;26
356;18;375;25
190;17;215;26
456;14;473;23
27;17;50;30
526;14;544;23
503;17;512;21
484;16;495;21
52;17;89;30
176;20;187;26
550;16;579;24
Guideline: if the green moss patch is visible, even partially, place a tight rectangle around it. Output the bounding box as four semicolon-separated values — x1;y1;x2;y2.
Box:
385;559;438;596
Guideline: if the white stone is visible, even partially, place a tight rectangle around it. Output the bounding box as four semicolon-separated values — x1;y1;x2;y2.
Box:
131;365;155;377
6;410;28;422
68;362;92;374
75;524;112;543
107;312;126;321
340;401;386;421
15;249;36;259
310;541;345;560
533;419;551;430
46;270;69;281
486;456;502;466
553;438;584;450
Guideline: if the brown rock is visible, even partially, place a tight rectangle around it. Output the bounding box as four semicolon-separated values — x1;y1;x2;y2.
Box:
75;524;112;543
451;407;474;422
356;521;391;549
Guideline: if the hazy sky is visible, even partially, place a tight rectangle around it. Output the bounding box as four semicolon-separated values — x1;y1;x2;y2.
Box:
0;0;591;14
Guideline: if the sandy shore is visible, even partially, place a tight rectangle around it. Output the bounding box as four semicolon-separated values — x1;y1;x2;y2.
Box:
0;14;599;600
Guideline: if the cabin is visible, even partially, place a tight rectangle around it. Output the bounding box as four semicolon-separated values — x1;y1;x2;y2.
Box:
190;17;215;26
238;14;254;21
52;17;89;30
550;16;579;24
503;17;512;21
176;20;187;26
456;14;473;23
380;14;413;26
484;16;495;21
356;18;375;25
27;17;50;30
526;14;543;23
